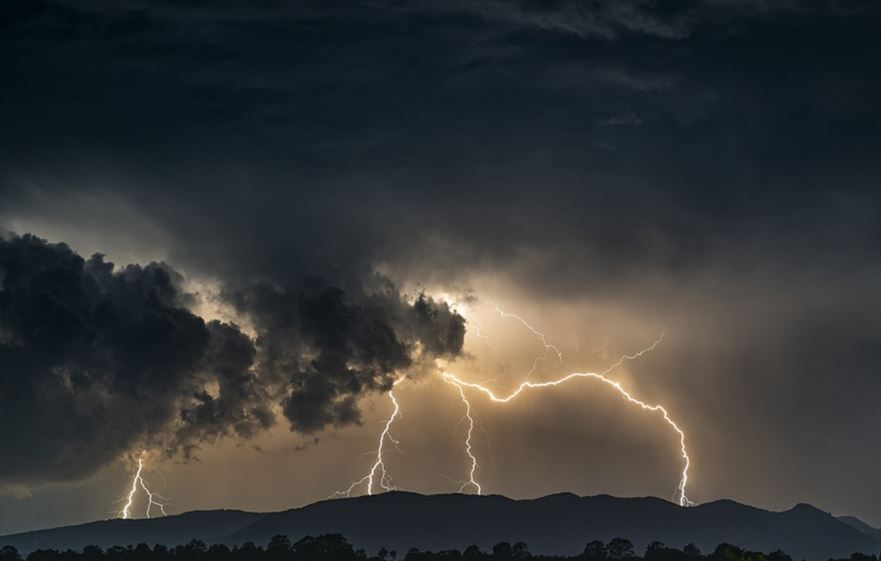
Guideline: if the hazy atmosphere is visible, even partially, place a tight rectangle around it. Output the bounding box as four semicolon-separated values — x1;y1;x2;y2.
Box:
2;0;881;536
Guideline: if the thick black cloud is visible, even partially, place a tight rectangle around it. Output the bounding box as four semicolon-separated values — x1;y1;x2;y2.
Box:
227;279;464;433
0;234;208;481
3;0;878;292
0;234;464;483
170;320;274;459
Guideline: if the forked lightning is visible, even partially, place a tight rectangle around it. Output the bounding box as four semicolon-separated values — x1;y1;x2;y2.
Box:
118;451;168;519
443;310;687;505
442;364;692;506
333;378;404;498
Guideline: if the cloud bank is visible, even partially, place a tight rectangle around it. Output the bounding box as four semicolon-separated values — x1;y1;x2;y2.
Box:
0;234;464;484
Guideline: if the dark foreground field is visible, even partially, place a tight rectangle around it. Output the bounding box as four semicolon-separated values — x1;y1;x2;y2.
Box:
1;533;879;561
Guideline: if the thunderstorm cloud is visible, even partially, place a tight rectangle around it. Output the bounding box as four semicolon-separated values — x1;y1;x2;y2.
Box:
0;234;464;483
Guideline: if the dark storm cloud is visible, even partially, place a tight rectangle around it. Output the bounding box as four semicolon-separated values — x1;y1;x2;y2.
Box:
0;234;270;482
3;0;878;291
226;280;464;433
170;320;274;459
0;234;464;483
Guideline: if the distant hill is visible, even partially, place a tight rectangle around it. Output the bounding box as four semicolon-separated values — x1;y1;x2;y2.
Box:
3;493;880;561
839;516;881;541
0;510;264;553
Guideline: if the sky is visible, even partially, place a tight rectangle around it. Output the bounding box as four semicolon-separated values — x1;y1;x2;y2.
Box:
2;0;881;535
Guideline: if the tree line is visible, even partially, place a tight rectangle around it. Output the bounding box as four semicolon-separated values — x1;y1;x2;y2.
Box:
1;535;878;561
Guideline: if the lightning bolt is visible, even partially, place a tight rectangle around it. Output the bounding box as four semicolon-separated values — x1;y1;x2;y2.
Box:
446;306;684;504
443;304;564;496
333;378;404;498
599;331;666;374
495;305;563;378
331;299;689;507
118;451;169;519
451;381;481;494
470;316;500;351
442;336;693;506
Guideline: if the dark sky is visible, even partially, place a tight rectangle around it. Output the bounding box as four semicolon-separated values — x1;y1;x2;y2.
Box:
2;0;881;534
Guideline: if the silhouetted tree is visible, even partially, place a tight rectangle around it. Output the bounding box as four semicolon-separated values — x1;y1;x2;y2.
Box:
176;540;207;561
711;544;743;561
683;545;702;560
607;539;635;561
131;543;151;561
103;547;127;561
267;535;292;561
309;535;357;561
28;548;64;561
584;541;607;561
206;544;231;561
79;546;103;561
463;546;484;561
645;541;689;561
231;542;261;561
151;544;168;561
646;542;667;561
765;550;790;561
1;546;22;561
492;543;512;560
511;543;529;560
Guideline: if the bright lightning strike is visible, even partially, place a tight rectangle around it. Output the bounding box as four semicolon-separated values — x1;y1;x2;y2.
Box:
450;381;481;495
442;349;693;506
118;451;168;519
444;308;685;504
333;378;404;498
469;316;500;351
332;298;690;508
598;331;666;376
443;304;568;496
494;305;563;378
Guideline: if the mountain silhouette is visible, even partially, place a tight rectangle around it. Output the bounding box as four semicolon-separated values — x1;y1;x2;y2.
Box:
0;510;262;553
839;516;881;541
2;493;879;561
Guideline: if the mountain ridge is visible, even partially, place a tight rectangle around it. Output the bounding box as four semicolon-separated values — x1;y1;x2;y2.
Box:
839;516;881;541
2;493;879;561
